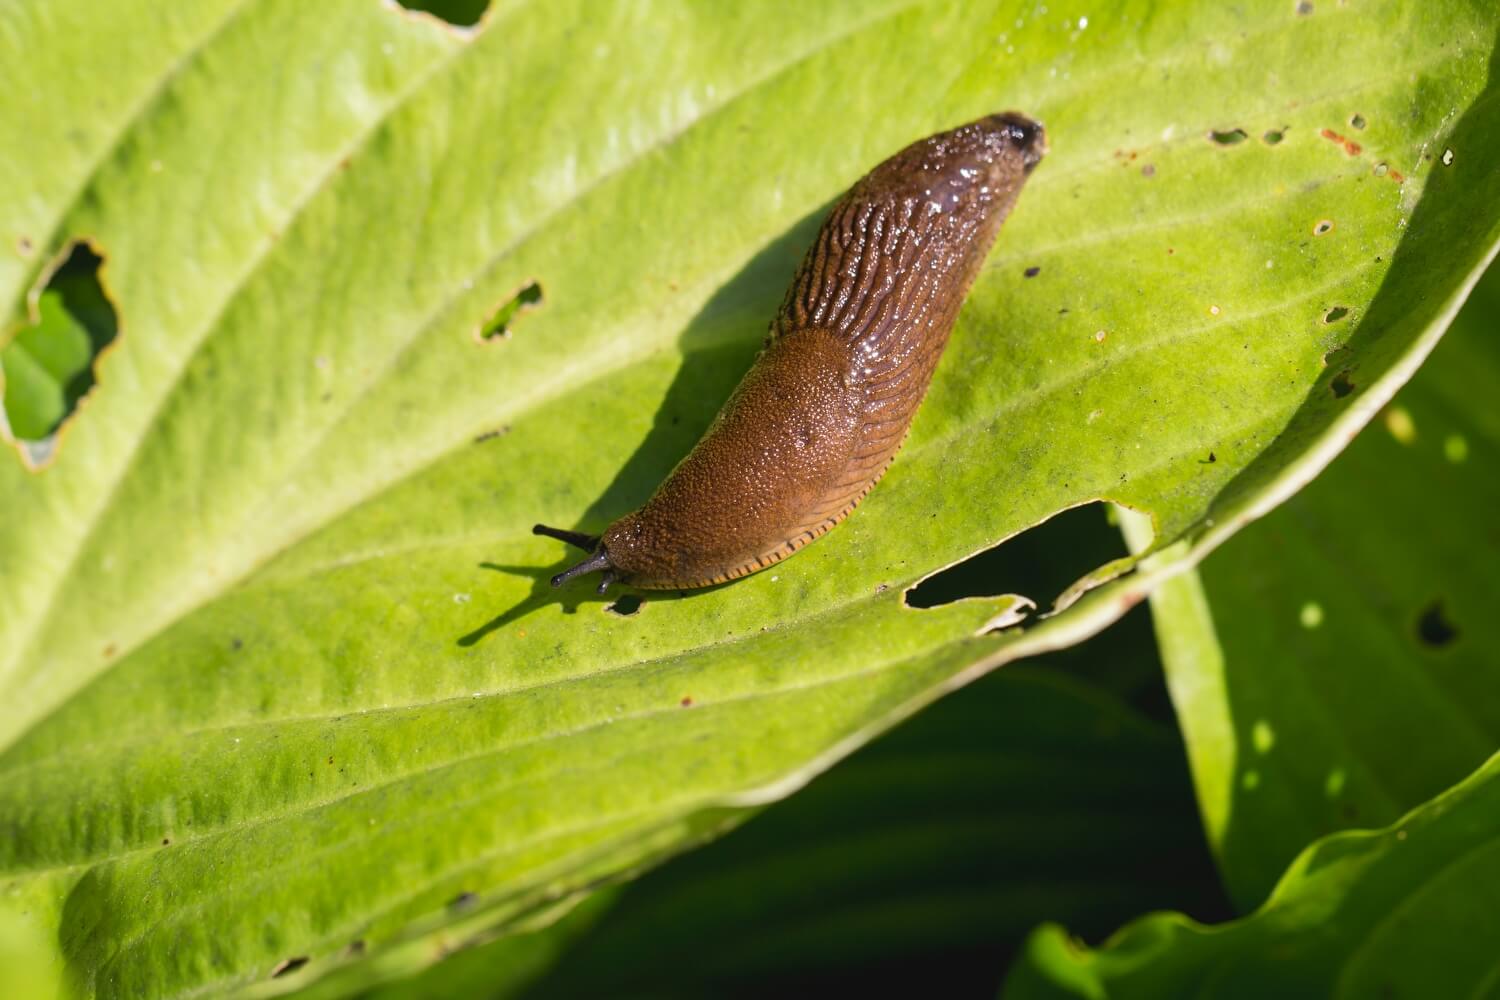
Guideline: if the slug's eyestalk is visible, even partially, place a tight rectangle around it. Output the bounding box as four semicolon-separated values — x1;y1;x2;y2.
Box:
531;524;600;551
534;524;618;594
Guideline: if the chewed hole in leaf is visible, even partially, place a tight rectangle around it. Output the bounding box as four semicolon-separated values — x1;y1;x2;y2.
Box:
605;595;643;617
1262;129;1286;145
904;502;1128;614
393;0;490;27
1324;305;1350;323
477;280;543;342
1417;600;1459;647
269;957;308;979
1349;113;1367;130
1330;369;1356;398
1208;128;1249;146
1;242;119;466
1314;219;1334;235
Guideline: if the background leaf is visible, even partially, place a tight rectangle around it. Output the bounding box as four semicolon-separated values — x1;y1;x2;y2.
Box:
1002;747;1500;1000
2;2;1497;996
1135;259;1500;908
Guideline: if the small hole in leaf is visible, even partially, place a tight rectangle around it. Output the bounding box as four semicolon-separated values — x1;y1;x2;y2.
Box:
1208;128;1248;146
1416;601;1458;647
1262;129;1285;145
904;502;1128;613
1324;306;1349;323
2;242;119;466
1349;114;1366;130
606;595;642;617
477;280;543;342
1023;266;1041;278
1330;369;1356;398
271;957;309;979
1373;162;1389;177
1314;220;1334;236
394;1;490;27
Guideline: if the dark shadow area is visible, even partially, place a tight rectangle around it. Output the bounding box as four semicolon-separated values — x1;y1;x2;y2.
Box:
497;615;1230;1000
457;206;827;644
394;0;489;27
1;242;117;454
904;502;1129;613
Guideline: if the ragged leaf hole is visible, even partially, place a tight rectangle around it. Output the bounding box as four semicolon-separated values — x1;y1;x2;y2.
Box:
903;502;1129;615
1330;369;1356;398
477;280;543;342
393;1;489;27
1323;305;1350;323
1416;601;1458;648
2;241;119;468
270;957;309;979
606;595;643;617
1208;128;1249;146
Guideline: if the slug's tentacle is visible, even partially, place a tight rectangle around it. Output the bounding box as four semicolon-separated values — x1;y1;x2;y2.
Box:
535;111;1046;593
549;547;614;590
532;524;601;552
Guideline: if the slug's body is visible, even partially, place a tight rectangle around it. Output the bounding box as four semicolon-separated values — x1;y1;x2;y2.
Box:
537;112;1046;593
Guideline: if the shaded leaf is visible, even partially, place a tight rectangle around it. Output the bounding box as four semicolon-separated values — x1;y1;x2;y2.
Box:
1133;258;1500;908
1;2;1497;996
1002;748;1500;1000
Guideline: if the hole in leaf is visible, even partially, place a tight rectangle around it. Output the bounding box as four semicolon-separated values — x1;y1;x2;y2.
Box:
1023;266;1041;278
1324;305;1349;323
270;957;309;979
1207;128;1248;146
1262;129;1285;145
1;242;119;466
477;280;543;342
1314;220;1334;236
904;502;1128;613
1350;113;1367;130
1416;601;1458;647
394;1;489;27
606;594;643;617
1330;369;1356;398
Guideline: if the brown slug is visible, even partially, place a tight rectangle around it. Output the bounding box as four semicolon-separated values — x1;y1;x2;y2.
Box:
535;111;1047;593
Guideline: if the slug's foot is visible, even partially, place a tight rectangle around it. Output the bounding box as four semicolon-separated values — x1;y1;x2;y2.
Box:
534;524;619;594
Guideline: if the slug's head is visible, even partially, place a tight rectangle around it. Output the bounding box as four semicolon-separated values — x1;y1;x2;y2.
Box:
534;514;665;595
857;111;1047;221
982;111;1048;174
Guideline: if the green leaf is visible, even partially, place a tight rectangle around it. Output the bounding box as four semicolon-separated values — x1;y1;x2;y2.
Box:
1;2;1497;996
349;659;1226;1000
1001;748;1500;1000
1132;259;1500;909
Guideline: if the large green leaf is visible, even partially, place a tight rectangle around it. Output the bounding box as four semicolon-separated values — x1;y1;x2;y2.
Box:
1130;259;1500;909
2;2;1497;996
1002;747;1500;999
354;599;1226;999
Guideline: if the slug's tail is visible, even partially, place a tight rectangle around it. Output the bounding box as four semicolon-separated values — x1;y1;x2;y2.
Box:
532;524;619;594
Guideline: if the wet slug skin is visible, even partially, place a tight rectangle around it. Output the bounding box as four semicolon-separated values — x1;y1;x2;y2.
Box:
536;112;1047;593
